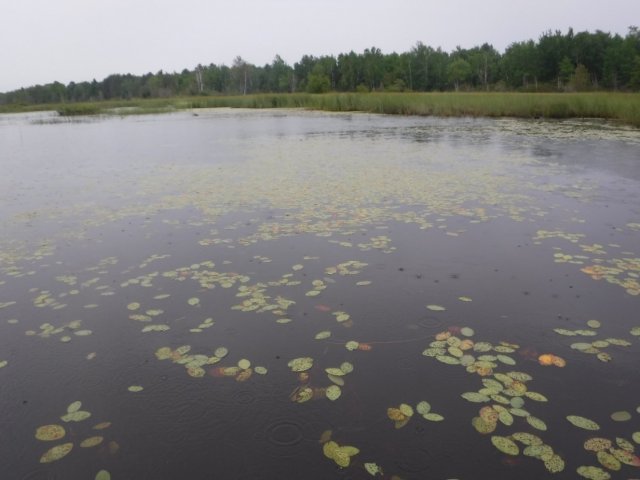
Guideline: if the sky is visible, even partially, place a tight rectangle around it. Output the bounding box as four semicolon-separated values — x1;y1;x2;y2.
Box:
1;0;639;92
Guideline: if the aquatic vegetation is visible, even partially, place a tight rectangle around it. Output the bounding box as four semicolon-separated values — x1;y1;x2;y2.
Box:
1;111;639;478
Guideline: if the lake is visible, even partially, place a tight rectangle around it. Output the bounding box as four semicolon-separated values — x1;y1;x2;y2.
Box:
1;109;639;480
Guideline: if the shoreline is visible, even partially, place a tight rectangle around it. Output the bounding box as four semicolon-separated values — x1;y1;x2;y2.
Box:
1;92;639;127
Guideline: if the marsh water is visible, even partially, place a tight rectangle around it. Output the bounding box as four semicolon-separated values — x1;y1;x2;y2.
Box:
1;109;639;480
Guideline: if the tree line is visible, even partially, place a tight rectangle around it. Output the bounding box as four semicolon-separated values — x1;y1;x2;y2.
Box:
2;27;640;105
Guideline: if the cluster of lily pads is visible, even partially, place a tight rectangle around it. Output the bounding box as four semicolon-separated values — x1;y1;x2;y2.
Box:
553;319;633;363
287;357;353;402
34;401;116;479
422;327;518;377
387;400;444;429
24;319;92;342
154;345;267;381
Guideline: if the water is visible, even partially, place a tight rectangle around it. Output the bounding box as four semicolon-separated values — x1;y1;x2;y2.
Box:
0;109;639;480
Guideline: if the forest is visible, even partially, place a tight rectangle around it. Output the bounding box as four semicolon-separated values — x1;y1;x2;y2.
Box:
2;27;640;105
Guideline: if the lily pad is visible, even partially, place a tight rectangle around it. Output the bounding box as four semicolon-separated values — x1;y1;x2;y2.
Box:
128;385;143;392
315;331;331;340
584;438;612;452
461;392;490;403
596;451;621;471
61;411;91;423
67;401;82;413
254;366;268;375
576;466;611;480
80;436;104;448
567;415;600;430
326;385;341;401
491;436;519;455
416;401;431;415
364;462;382;476
426;304;446;311
526;416;547;431
35;425;66;441
610;410;631;422
95;471;111;480
40;443;73;463
423;413;444;421
544;454;565;473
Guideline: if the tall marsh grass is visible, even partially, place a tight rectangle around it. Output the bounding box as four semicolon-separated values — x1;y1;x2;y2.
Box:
2;92;639;127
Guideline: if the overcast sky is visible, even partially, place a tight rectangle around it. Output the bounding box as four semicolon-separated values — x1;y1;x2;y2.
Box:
2;0;638;92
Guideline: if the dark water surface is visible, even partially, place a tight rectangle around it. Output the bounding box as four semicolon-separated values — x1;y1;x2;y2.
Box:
1;109;639;480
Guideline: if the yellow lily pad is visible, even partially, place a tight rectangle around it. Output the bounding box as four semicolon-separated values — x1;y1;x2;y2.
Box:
39;442;73;463
237;359;251;370
35;424;66;441
315;331;331;340
491;436;519;455
584;437;612;452
187;297;200;306
254;366;268;375
387;408;406;421
325;367;345;376
128;385;143;392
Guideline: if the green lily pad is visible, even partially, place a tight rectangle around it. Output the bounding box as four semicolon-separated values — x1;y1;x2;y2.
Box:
567;415;600;430
40;443;73;463
576;465;611;480
416;401;431;415
326;385;341;401
610;410;631;422
512;432;543;446
95;470;111;480
315;331;331;340
423;413;444;422
364;462;382;476
597;451;621;471
426;304;446;311
461;392;490;403
526;416;547;431
491;436;519;455
544;454;565;473
289;357;313;372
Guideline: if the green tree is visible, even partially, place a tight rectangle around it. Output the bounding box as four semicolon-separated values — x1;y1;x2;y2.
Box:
447;58;471;90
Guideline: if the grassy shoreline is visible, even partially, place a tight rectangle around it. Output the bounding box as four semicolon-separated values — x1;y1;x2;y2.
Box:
1;92;639;127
